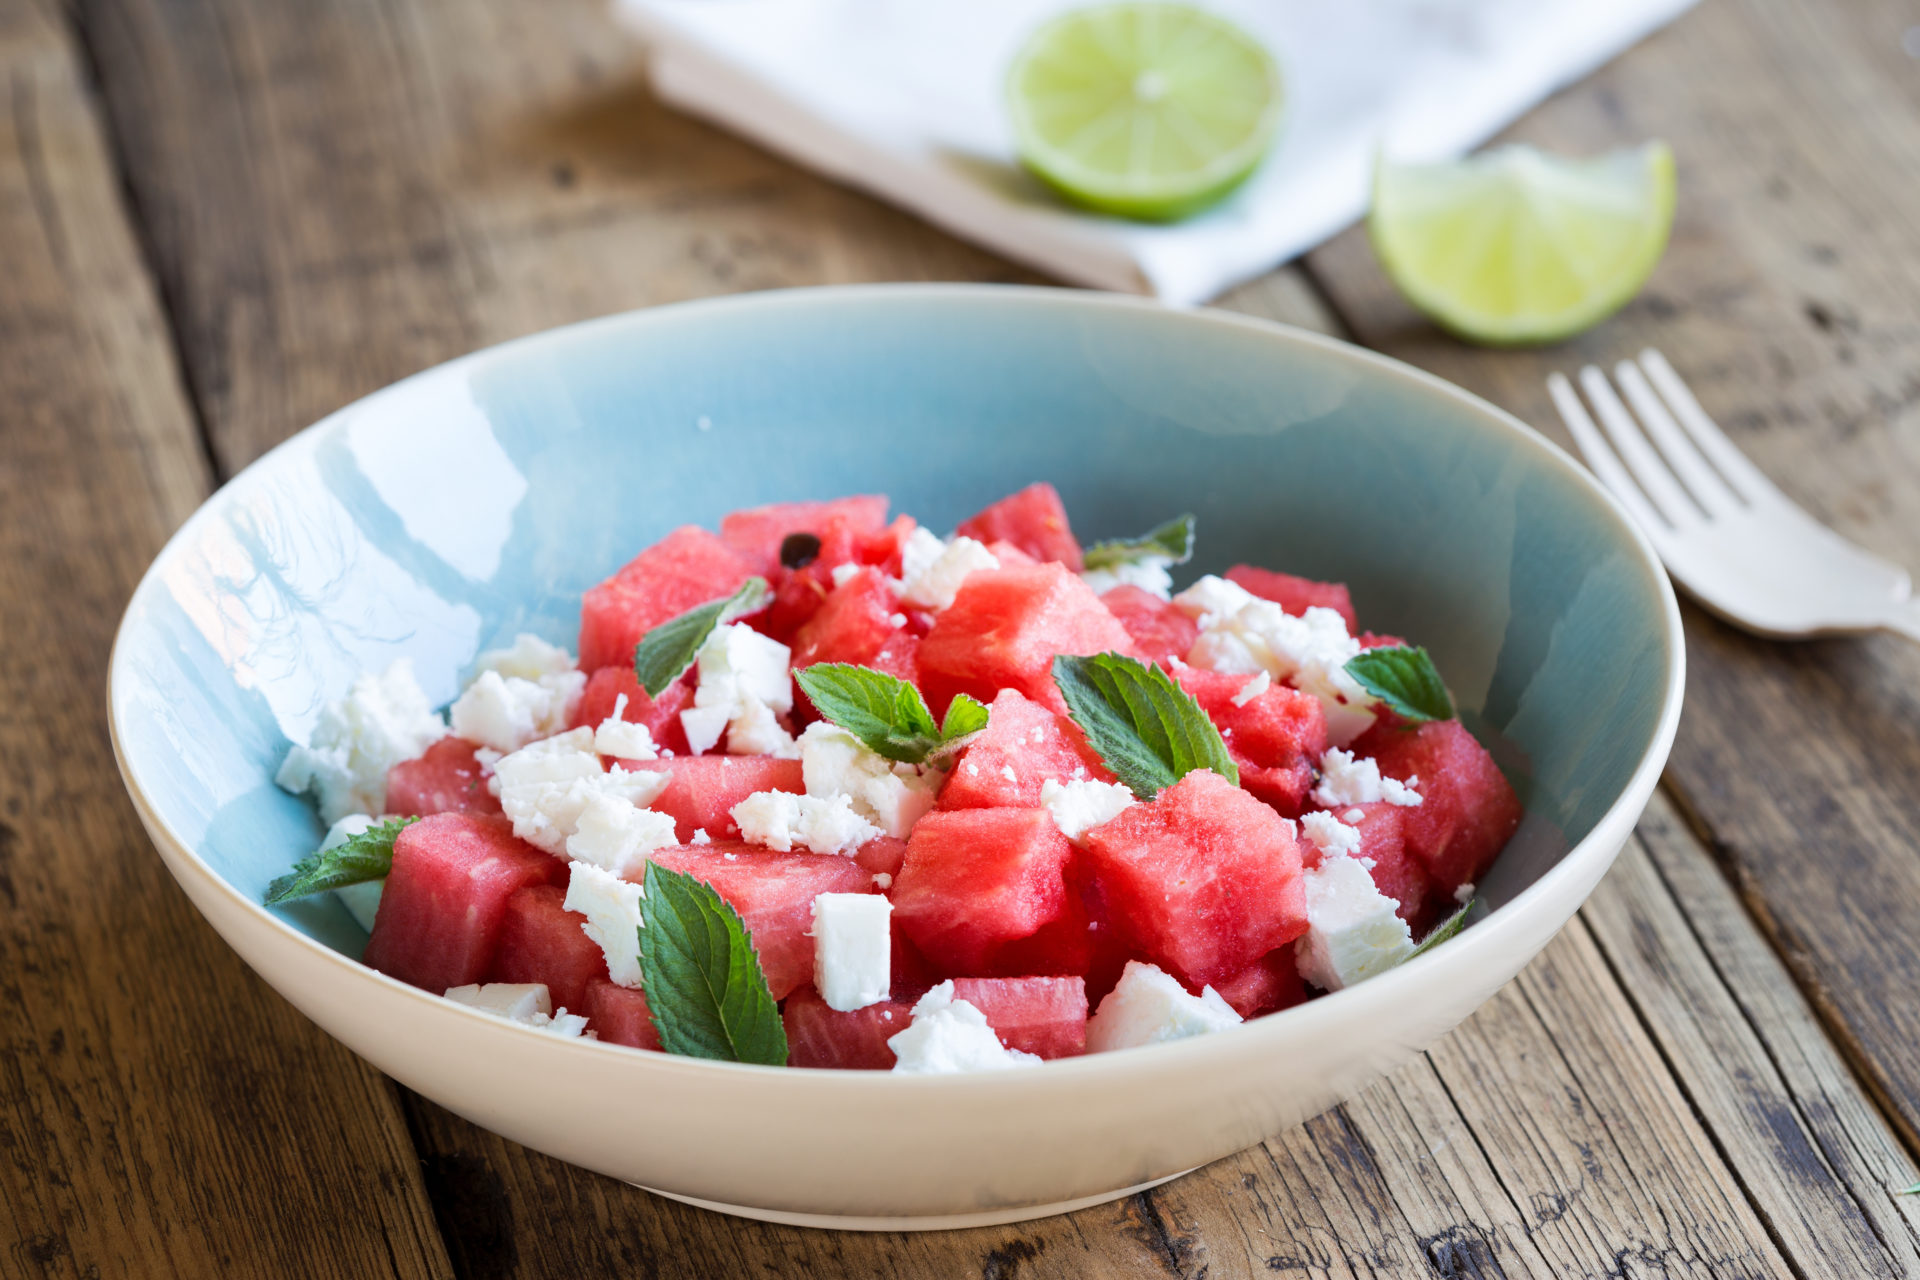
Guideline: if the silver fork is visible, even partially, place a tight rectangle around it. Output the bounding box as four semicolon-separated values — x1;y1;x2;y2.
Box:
1548;350;1920;643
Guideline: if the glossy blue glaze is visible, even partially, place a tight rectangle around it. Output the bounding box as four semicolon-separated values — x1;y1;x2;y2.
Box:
112;286;1675;960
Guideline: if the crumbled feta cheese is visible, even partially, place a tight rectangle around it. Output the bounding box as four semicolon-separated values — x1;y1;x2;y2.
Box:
797;721;938;838
1039;777;1136;846
1454;881;1476;905
888;613;907;628
1343;807;1365;823
1232;671;1271;707
443;982;589;1037
491;728;670;854
811;893;892;1012
1080;557;1174;600
872;872;893;890
564;789;678;876
275;659;447;823
593;694;659;760
732;790;881;855
564;862;645;987
1085;961;1242;1052
998;764;1019;785
319;814;385;929
691;828;712;845
1294;856;1415;991
449;635;587;753
898;533;999;610
1300;810;1363;861
475;634;576;684
1311;748;1422;809
680;623;795;756
887;981;1042;1074
831;562;863;588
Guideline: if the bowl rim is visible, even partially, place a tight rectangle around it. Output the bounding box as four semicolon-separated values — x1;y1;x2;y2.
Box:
108;281;1687;1087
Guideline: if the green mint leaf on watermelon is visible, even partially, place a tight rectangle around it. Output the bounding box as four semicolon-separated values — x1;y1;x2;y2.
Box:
1051;652;1237;800
793;663;984;764
639;861;787;1066
263;817;418;906
632;576;772;697
1082;514;1196;572
1409;902;1473;958
1344;645;1455;723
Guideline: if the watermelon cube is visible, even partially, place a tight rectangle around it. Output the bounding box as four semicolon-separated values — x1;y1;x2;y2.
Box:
937;688;1110;810
761;507;895;641
584;979;661;1051
1100;585;1199;666
631;755;804;843
956;482;1084;570
649;846;872;999
363;814;564;992
720;496;890;576
579;526;756;672
1225;565;1359;633
949;976;1089;1058
890;808;1073;973
853;836;909;879
790;567;903;671
1351;720;1523;895
489;883;608;1012
782;985;911;1069
1211;948;1308;1020
568;666;694;756
1080;769;1308;989
1176;668;1329;818
982;540;1040;568
918;563;1137;714
386;737;501;819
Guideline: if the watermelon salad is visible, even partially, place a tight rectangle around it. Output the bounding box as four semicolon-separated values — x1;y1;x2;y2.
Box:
270;484;1522;1072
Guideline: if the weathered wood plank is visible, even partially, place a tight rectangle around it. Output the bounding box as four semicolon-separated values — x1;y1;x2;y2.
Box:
1303;0;1920;1146
0;1;456;1277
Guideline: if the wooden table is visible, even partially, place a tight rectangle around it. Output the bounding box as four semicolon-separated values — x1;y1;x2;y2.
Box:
7;0;1919;1274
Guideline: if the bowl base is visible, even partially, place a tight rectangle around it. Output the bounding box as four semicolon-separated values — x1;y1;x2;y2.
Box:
634;1168;1196;1232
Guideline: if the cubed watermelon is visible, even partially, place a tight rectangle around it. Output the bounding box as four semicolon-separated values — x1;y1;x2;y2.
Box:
579;526;756;672
1080;769;1308;989
488;883;608;1012
631;755;805;843
363;814;564;992
760;508;896;641
1101;585;1200;666
1225;565;1359;633
853;836;909;879
720;496;890;576
649;845;873;999
782;985;911;1070
949;976;1089;1058
983;540;1041;567
386;737;500;818
1211;948;1307;1019
1176;668;1329;818
584;979;661;1051
956;483;1084;570
1351;720;1523;895
790;567;903;670
919;563;1137;714
568;666;694;756
1323;802;1442;930
937;688;1110;810
890;808;1073;974
858;515;919;579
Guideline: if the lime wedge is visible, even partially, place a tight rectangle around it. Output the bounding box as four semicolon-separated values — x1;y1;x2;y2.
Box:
1369;143;1676;345
1006;3;1284;222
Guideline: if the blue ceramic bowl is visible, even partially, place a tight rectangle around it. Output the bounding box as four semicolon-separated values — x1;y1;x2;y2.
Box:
110;286;1683;1229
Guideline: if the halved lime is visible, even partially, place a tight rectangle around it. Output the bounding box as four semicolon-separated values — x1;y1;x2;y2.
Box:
1369;142;1676;345
1006;3;1284;222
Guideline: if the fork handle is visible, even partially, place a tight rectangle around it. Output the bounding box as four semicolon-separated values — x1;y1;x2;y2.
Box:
1887;600;1920;645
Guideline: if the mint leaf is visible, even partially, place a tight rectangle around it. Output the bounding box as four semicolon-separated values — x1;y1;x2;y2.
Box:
264;817;418;905
794;663;985;764
639;862;787;1065
1083;514;1196;572
1899;1183;1920;1196
1345;645;1455;723
1051;652;1237;800
633;576;771;697
1410;902;1472;958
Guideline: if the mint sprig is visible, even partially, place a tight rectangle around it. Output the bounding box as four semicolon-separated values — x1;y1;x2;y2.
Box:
1083;514;1196;572
1409;902;1473;958
1345;645;1455;723
633;576;771;697
639;862;787;1065
264;817;419;905
794;663;988;764
1051;652;1237;800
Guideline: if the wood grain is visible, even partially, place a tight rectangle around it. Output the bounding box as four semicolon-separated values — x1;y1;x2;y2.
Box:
0;1;452;1276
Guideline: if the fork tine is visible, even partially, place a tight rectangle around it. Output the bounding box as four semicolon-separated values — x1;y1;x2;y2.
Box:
1637;349;1791;509
1577;366;1702;527
1612;360;1743;517
1547;372;1677;539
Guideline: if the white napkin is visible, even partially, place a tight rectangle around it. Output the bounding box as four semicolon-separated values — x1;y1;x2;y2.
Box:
615;0;1696;306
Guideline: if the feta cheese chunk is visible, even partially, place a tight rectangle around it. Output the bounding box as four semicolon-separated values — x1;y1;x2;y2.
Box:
1085;961;1242;1052
448;635;588;754
811;892;892;1012
1232;671;1271;707
593;694;659;760
491;728;670;855
732;790;881;856
443;982;590;1037
319;814;386;929
1299;810;1363;862
275;659;447;823
898;531;999;610
1080;557;1174;600
1311;748;1422;809
887;981;1042;1073
797;721;938;838
680;623;796;757
1294;855;1416;992
474;634;576;684
1454;881;1476;906
1039;777;1136;846
564;789;678;876
563;862;646;987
